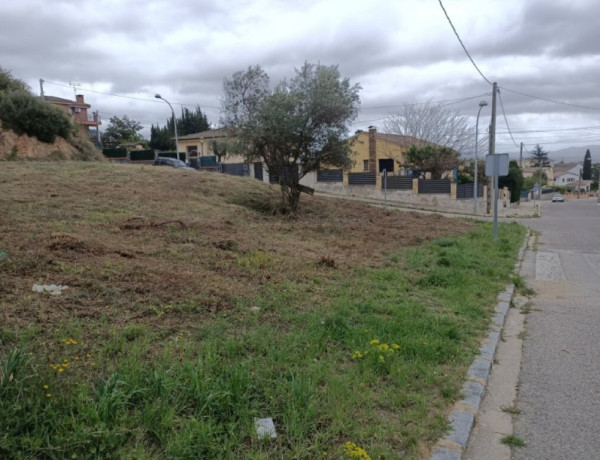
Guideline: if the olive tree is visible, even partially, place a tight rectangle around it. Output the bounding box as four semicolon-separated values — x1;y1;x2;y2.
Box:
221;63;361;212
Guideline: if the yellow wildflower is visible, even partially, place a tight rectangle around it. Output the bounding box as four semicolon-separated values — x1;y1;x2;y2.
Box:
352;351;364;360
43;384;49;389
369;339;379;346
343;441;371;460
378;355;385;363
45;393;51;398
378;344;389;351
392;343;400;350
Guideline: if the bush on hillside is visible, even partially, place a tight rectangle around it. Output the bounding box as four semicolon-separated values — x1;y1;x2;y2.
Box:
0;90;73;143
0;68;30;94
68;130;104;161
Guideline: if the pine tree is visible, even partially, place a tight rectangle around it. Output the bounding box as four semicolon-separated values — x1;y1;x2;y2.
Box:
529;144;550;167
582;149;592;180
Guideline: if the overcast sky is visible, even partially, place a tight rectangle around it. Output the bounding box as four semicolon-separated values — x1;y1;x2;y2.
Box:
2;0;600;159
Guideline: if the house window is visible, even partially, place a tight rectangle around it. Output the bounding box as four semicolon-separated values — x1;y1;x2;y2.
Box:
187;145;198;156
363;160;369;171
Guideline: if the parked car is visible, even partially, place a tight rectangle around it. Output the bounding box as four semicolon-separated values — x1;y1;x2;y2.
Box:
552;193;565;202
152;157;195;171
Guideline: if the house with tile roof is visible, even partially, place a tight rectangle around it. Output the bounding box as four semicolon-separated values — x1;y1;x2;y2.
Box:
44;94;101;137
348;126;438;175
176;127;244;162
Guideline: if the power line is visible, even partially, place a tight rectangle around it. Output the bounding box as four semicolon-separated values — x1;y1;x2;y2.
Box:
360;93;491;110
497;125;600;134
497;90;520;148
437;0;492;85
42;80;221;109
500;86;600;112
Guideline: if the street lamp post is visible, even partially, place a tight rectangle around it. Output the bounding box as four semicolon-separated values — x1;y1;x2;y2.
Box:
155;93;180;161
474;100;488;214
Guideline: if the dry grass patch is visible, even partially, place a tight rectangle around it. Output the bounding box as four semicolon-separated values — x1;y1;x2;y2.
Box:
0;162;525;459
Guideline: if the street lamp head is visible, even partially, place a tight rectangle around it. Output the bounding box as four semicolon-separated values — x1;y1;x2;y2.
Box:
479;100;488;108
154;93;162;99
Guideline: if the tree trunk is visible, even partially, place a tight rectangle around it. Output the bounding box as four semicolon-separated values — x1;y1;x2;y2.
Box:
280;181;301;213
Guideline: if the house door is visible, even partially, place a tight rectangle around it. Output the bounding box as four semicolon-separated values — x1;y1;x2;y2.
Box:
378;158;394;173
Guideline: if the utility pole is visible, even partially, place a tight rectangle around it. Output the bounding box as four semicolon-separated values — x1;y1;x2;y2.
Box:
95;111;101;146
487;82;498;214
39;79;45;98
519;142;524;169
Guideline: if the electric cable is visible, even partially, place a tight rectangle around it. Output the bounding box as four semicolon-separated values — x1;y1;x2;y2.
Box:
438;0;492;85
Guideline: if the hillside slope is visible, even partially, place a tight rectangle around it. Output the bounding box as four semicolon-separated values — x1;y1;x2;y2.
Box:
0;120;102;160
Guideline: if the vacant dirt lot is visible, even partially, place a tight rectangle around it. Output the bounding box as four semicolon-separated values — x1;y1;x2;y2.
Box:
1;161;473;340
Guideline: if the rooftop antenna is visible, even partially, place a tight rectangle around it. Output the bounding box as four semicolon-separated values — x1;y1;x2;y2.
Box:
69;81;81;99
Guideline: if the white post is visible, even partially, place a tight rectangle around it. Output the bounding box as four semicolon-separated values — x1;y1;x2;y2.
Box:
474;100;488;214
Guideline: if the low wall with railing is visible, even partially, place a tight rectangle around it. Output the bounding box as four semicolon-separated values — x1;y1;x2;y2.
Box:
303;170;494;214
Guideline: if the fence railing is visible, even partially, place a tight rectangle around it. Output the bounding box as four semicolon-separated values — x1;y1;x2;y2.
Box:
418;179;451;194
221;163;247;176
384;176;413;190
317;169;343;182
456;183;484;199
348;172;376;185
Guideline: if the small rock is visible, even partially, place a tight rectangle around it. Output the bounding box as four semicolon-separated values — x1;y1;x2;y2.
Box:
254;417;277;439
32;284;69;295
249;306;261;313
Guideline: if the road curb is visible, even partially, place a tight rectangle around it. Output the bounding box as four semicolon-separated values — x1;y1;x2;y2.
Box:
431;231;530;460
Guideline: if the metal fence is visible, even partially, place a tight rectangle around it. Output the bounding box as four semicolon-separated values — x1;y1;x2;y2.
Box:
384;176;413;190
348;172;376;185
221;163;247;177
254;163;263;181
130;150;155;162
418;179;451;194
102;148;127;158
317;169;343;182
269;165;299;184
456;183;484;199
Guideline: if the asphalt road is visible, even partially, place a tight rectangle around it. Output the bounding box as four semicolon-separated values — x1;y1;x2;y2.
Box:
513;198;600;459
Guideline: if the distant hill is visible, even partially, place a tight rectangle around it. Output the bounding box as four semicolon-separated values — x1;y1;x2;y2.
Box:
548;145;600;163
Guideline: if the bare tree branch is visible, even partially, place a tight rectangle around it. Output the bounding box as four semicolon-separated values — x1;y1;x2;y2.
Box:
383;99;487;157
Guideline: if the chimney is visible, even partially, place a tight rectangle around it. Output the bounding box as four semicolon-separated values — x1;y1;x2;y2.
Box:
368;126;377;173
76;94;84;103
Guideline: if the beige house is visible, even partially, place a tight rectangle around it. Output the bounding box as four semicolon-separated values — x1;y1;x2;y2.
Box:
177;127;244;163
349;127;434;175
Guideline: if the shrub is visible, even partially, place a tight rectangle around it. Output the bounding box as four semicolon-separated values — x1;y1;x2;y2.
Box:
68;130;104;161
0;90;73;143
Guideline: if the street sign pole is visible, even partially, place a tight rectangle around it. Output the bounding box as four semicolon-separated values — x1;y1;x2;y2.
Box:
486;153;509;242
493;157;499;241
383;169;387;209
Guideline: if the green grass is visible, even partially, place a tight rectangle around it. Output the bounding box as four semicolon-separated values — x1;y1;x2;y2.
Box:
0;223;525;459
501;434;526;447
501;405;522;415
0;162;527;459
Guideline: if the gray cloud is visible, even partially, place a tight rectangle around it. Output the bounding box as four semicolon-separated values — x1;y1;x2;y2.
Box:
2;0;600;153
